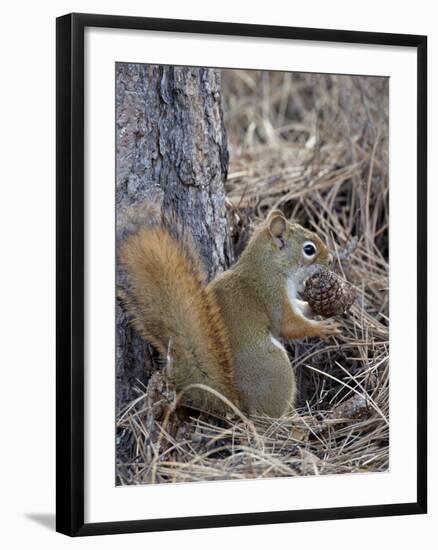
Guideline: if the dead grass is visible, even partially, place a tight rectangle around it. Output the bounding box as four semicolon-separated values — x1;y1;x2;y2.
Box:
116;70;389;485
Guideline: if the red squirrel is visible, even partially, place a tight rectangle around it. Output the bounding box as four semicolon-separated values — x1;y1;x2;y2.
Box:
119;209;339;417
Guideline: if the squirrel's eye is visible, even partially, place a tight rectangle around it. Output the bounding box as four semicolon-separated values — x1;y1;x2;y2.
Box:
303;242;317;258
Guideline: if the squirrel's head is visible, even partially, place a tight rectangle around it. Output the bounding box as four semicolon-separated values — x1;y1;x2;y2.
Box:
245;210;333;279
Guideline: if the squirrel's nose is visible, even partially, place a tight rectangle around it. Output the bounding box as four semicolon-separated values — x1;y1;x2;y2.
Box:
328;252;334;265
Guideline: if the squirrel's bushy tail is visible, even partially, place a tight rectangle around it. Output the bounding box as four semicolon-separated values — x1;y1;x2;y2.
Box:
119;227;239;413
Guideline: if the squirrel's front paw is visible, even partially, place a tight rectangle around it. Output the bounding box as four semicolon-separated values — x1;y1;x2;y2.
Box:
316;319;341;339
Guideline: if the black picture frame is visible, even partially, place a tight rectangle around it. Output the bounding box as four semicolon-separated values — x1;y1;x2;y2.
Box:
56;12;427;537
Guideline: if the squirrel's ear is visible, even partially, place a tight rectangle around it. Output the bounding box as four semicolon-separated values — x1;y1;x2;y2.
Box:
267;209;284;221
268;212;287;239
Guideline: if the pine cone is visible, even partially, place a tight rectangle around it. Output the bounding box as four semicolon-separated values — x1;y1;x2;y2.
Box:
303;270;355;317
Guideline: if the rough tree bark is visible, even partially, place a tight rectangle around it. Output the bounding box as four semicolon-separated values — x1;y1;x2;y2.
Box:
115;63;231;412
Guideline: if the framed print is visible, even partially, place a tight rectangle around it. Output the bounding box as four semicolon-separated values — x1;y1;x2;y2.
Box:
56;13;427;536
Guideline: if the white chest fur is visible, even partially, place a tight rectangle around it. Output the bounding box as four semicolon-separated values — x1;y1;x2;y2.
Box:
270;335;289;360
287;277;298;301
287;277;303;316
287;275;312;319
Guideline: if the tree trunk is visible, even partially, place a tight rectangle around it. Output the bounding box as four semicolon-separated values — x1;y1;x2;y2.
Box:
115;63;231;412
